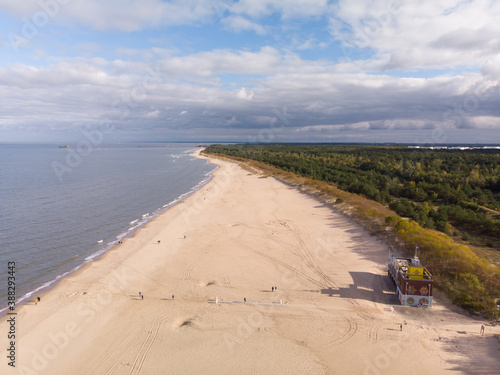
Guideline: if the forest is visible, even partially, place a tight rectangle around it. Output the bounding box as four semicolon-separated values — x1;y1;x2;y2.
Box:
206;144;500;239
205;144;500;317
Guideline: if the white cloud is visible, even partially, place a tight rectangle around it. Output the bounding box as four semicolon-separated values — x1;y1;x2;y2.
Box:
0;0;330;32
458;116;500;129
329;0;500;70
221;15;266;35
1;1;499;142
0;0;216;31
237;87;254;100
1;48;497;142
296;38;328;51
156;46;283;77
145;109;160;118
481;56;500;81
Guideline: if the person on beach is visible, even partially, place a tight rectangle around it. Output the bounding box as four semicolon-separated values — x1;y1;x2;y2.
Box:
400;324;403;331
480;325;485;335
37;296;40;302
142;295;144;300
184;235;186;239
158;240;161;244
35;300;37;305
244;298;246;303
172;295;175;300
272;286;274;292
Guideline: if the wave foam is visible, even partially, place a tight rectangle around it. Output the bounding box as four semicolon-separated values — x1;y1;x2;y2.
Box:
0;161;218;315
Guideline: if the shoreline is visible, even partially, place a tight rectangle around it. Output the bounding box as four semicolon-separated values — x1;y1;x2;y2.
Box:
0;148;216;318
1;150;498;374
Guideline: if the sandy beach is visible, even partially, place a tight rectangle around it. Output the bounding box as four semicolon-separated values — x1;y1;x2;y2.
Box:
2;150;499;375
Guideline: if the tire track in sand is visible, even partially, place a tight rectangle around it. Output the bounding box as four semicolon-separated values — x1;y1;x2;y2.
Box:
259;315;358;375
87;327;140;375
128;315;168;375
288;221;338;288
183;224;227;282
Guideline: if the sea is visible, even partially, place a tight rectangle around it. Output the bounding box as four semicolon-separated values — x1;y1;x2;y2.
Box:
0;143;217;315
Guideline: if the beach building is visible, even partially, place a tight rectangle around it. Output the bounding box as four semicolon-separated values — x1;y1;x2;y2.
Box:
388;252;433;307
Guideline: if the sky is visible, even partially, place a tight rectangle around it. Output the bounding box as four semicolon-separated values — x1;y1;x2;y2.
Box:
0;0;499;144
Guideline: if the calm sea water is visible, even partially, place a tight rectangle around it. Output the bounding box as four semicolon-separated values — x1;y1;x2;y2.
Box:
0;143;216;314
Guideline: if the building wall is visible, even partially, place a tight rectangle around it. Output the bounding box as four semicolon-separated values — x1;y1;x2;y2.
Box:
399;292;433;307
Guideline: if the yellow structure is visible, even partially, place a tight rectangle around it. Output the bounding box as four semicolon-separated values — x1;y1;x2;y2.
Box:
407;266;424;280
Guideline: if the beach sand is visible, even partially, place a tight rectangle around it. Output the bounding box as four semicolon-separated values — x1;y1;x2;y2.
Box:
1;150;499;374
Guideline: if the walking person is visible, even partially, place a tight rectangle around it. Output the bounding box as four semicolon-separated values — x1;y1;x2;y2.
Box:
480;325;485;335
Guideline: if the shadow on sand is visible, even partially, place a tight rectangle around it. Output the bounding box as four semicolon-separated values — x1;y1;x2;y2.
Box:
443;335;500;374
305;271;399;305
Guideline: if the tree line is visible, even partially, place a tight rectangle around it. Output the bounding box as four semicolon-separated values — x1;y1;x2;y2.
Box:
206;144;500;239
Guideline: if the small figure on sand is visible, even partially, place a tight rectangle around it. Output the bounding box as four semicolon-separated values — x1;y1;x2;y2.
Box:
400;324;403;331
37;296;40;302
172;295;175;300
35;300;37;305
141;295;144;300
244;298;247;303
139;292;141;297
158;240;161;244
184;235;186;239
272;286;274;292
480;325;485;335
